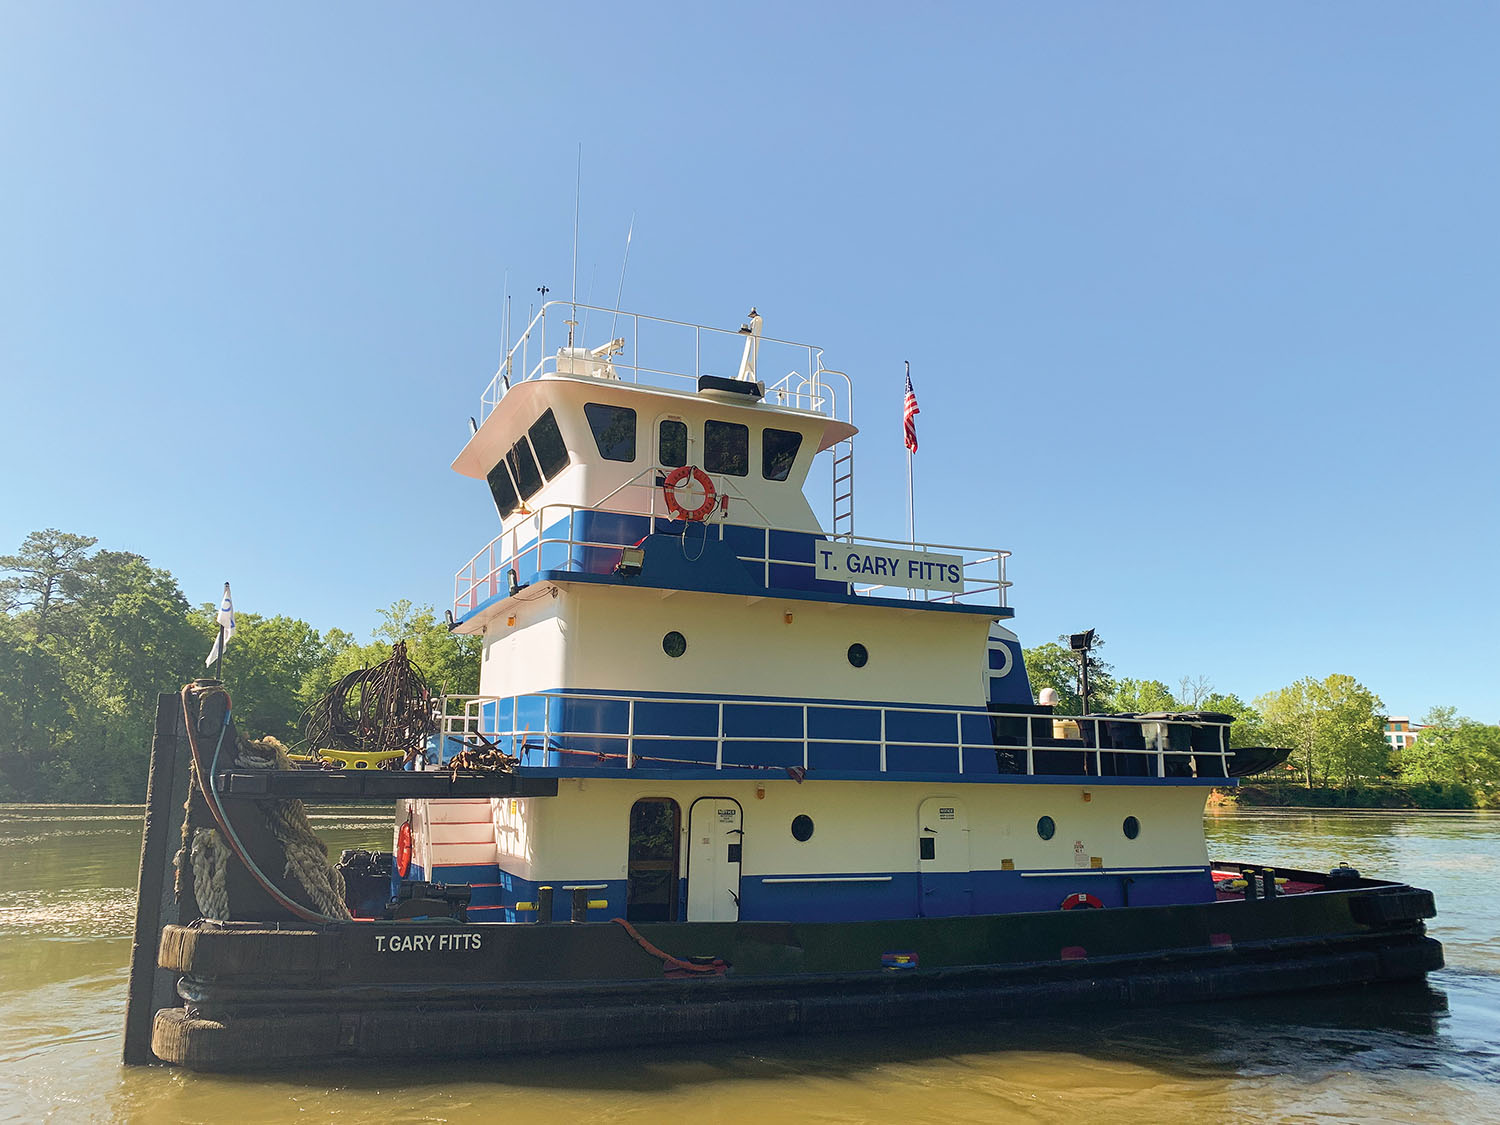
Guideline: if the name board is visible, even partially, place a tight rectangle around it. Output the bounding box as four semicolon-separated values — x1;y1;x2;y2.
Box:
814;543;964;593
374;932;484;953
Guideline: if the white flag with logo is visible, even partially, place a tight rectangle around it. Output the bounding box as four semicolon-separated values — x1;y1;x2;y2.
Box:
206;582;236;666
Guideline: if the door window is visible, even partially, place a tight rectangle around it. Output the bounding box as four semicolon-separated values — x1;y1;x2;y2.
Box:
627;798;681;922
659;419;687;468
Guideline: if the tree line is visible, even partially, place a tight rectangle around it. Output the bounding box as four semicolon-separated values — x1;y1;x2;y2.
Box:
1025;636;1499;802
1;529;1494;803
0;530;476;802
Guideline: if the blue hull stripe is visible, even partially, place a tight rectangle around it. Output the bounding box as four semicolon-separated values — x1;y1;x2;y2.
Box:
401;861;1213;922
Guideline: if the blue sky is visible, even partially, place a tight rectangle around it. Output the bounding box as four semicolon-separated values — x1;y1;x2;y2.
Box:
2;4;1496;720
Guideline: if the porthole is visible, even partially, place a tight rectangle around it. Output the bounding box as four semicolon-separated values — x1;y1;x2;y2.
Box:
791;815;815;842
847;643;868;668
1123;816;1140;840
662;631;687;658
1037;815;1056;841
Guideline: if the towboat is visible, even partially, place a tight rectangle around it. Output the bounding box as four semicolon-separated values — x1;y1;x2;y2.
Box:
125;302;1441;1070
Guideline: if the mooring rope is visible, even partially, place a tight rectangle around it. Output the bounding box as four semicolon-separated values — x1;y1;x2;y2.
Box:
611;917;727;976
178;684;349;924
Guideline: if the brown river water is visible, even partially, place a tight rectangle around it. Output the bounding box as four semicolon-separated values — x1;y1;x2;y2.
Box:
1;806;1496;1123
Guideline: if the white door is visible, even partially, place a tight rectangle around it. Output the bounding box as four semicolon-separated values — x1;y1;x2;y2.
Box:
918;797;972;917
687;798;742;921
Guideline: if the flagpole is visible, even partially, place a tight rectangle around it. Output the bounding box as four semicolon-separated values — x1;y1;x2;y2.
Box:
905;361;915;548
207;582;234;681
906;448;914;547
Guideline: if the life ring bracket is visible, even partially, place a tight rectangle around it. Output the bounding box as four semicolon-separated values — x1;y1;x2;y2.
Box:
662;466;717;522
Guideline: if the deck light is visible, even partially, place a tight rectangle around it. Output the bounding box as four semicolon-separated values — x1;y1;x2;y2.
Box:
1069;629;1096;714
615;546;645;577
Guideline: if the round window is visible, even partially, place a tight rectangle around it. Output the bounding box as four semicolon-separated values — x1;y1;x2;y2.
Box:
791;815;815;842
1037;815;1056;841
662;631;687;658
1123;816;1140;840
847;643;868;668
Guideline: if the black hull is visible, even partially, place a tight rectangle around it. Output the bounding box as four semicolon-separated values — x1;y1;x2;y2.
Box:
149;878;1441;1071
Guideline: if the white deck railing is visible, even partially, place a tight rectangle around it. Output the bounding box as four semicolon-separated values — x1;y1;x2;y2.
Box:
434;693;1232;780
453;490;1011;617
482;302;852;428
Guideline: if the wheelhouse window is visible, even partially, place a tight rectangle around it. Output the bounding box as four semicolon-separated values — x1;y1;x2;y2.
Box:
486;460;519;519
507;437;543;501
704;420;749;476
658;419;687;468
584;403;637;462
528;409;570;478
762;427;803;481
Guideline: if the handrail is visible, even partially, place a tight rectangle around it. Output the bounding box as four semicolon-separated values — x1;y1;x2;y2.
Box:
453;496;1012;617
481;302;847;426
586;464;776;529
434;692;1232;781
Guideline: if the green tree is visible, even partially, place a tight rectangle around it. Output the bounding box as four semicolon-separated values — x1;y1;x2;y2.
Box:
1257;674;1388;789
0;531;205;800
1198;692;1268;751
1022;634;1114;714
371;600;479;696
1105;678;1179;714
1401;709;1500;787
204;610;330;742
80;551;202;722
298;600;480;738
0;529;96;628
0;530;98;770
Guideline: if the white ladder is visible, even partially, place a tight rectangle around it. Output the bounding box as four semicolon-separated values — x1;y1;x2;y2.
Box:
831;438;854;539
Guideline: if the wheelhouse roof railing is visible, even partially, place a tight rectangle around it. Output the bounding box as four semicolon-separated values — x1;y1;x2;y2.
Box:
480;301;852;428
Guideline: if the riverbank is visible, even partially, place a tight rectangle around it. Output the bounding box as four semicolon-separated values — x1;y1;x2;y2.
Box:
1213;780;1495;810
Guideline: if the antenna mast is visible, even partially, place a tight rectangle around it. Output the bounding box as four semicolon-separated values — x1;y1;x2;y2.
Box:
610;212;635;340
500;269;511;389
569;143;581;347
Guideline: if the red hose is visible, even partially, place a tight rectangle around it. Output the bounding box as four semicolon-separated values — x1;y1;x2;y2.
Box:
611;917;726;976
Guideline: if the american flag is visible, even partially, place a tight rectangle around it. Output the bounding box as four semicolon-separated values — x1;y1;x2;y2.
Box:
903;366;920;453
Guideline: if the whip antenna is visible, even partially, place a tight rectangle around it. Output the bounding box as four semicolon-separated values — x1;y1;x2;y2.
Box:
570;143;581;346
610;211;635;340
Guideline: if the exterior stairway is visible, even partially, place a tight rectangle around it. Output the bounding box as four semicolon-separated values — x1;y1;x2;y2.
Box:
415;798;505;917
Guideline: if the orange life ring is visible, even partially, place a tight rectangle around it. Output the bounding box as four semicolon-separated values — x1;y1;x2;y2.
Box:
396;819;413;878
662;465;717;521
1060;891;1103;910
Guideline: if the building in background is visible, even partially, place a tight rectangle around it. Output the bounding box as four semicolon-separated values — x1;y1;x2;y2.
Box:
1384;716;1423;753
